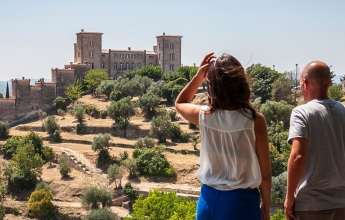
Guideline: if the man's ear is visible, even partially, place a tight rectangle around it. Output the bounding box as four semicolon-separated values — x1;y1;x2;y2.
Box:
302;78;308;90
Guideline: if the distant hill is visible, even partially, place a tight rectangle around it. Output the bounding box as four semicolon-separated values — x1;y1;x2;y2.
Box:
0;78;51;97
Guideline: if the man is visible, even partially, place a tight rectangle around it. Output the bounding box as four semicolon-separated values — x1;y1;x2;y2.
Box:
284;61;345;220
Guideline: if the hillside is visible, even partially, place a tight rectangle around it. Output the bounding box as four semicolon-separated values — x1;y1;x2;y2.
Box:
0;94;203;219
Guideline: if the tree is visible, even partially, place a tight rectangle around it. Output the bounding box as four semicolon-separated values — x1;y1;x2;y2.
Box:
247;64;280;103
65;79;84;102
44;116;61;141
58;153;71;177
132;146;174;176
96;80;115;99
129;189;196;220
43;147;54;166
2;136;22;157
38;109;48;122
23;131;44;156
328;84;344;101
150;115;171;143
122;158;138;177
0;121;9;139
138;65;164;81
54;96;66;110
176;65;198;81
92;133;112;168
81;187;112;209
271;172;287;205
107;164;125;189
0;93;3;98
83;209;119;220
108;97;135;136
10;145;44;189
271;73;293;104
84;69;109;95
70;103;85;124
137;91;160;116
27;189;55;218
5;82;9;99
259;101;294;129
134;136;155;149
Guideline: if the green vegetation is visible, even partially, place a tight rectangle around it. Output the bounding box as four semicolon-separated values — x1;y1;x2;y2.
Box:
150;115;171;143
92;133;112;168
126;189;196;220
133;146;175;177
58;153;71;177
44;116;61;142
107;164;125;189
27;189;55;218
81;187;112;209
328;84;344;101
65;79;84;102
83;209;119;220
84;69;109;95
54;96;66;110
0;121;9;140
123;182;137;200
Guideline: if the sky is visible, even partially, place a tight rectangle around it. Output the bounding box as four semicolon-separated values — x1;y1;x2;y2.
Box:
1;0;345;82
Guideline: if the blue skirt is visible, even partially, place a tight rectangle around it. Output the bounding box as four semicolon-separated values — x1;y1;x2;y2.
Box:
196;184;261;220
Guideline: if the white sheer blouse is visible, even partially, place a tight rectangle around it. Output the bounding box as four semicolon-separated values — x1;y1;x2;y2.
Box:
197;106;262;190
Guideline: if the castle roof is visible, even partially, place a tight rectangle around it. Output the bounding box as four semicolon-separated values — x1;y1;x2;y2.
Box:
76;29;103;35
146;51;157;55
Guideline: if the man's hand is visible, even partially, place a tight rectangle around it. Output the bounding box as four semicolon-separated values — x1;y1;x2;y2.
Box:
284;195;295;220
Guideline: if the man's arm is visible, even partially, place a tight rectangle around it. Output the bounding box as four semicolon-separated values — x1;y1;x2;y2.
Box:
284;137;308;220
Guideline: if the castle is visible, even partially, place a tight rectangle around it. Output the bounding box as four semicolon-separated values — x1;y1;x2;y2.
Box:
0;29;183;125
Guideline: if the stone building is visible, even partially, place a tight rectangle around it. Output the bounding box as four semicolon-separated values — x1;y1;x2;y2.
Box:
74;29;183;79
0;29;182;125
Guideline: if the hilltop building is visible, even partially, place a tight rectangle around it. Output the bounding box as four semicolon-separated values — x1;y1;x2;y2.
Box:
0;30;183;125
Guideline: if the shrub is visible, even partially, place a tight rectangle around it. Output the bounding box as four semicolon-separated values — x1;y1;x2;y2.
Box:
2;136;22;156
36;181;56;195
0;121;9;139
0;206;5;220
169;123;183;142
42;146;54;165
129;190;196;220
271;209;285;220
44;116;60;138
168;109;178;121
134;136;155;149
132;146;173;176
57;109;66;119
83;209;119;220
52;129;62;142
81;187;112;209
54;96;66;110
120;151;129;161
188;122;197;129
271;171;287;205
38;109;47;122
123;182;137;200
27;189;55;218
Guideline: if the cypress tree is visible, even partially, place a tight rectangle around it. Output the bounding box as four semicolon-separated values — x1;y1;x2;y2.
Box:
5;82;9;98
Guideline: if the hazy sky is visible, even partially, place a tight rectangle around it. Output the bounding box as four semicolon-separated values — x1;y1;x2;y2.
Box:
1;0;344;82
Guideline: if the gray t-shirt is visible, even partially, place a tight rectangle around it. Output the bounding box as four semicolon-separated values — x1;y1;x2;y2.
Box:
288;99;345;211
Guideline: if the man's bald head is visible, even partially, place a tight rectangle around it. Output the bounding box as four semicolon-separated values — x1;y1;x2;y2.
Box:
301;61;331;89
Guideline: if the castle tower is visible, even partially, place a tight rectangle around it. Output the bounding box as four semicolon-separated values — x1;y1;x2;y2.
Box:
74;29;103;69
156;33;183;72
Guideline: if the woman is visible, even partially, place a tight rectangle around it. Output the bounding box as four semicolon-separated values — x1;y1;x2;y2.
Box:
175;52;271;220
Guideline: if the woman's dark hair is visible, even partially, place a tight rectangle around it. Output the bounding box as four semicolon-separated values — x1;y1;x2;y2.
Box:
206;53;256;119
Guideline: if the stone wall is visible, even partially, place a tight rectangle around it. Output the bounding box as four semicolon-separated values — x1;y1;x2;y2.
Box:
0;99;15;122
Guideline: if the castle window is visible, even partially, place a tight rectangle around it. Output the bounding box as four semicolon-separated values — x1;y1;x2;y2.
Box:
78;51;80;57
149;63;153;66
120;54;123;58
36;106;39;110
149;56;154;60
114;75;118;80
91;63;94;69
159;43;161;49
90;40;93;46
137;63;141;68
114;63;117;70
138;54;141;59
90;51;93;58
101;63;104;69
126;54;129;59
170;64;174;71
120;63;123;70
170;43;174;49
126;63;129;70
159;53;161;60
132;63;135;69
31;106;33;110
114;54;118;58
170;53;174;60
132;54;135;59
